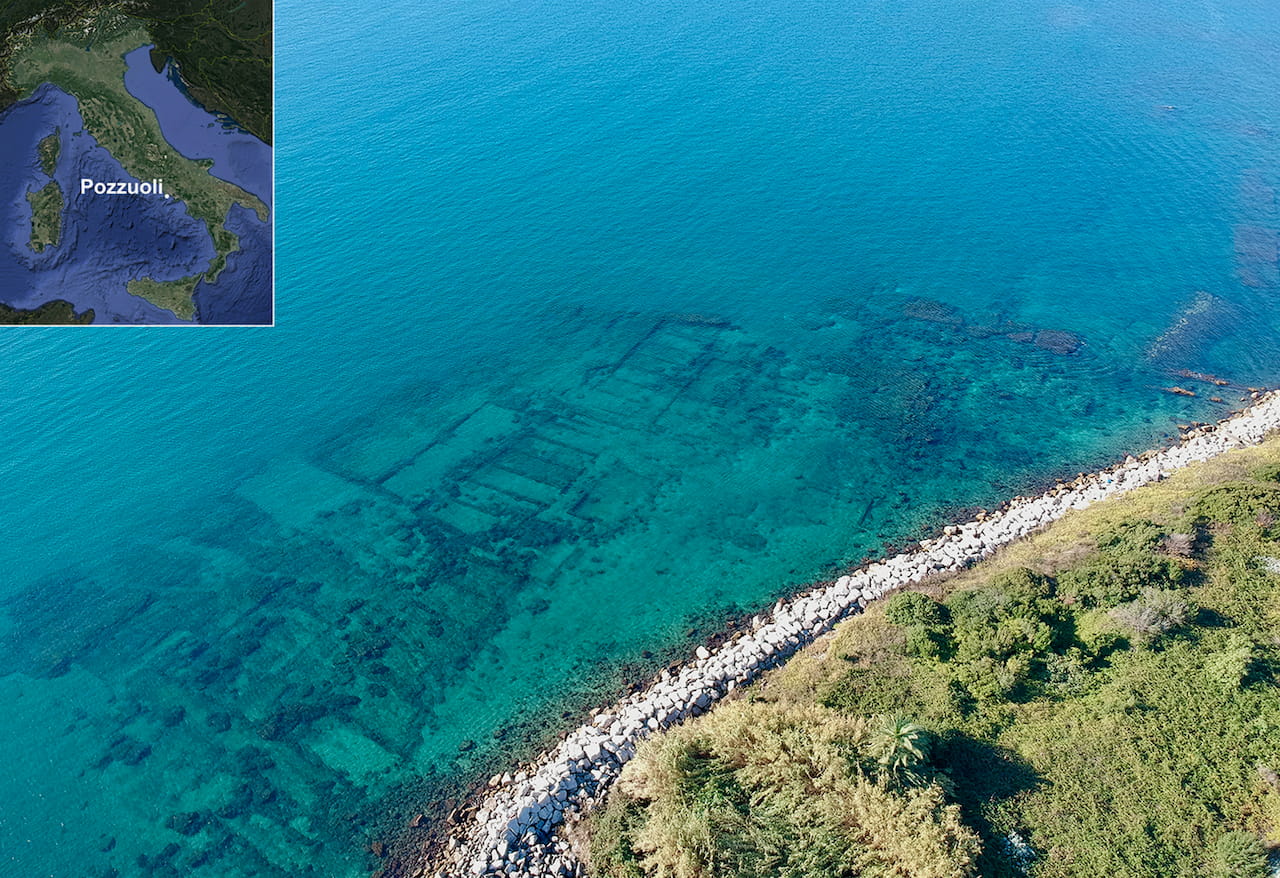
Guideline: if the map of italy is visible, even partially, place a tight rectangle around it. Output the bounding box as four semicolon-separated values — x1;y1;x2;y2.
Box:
0;2;272;324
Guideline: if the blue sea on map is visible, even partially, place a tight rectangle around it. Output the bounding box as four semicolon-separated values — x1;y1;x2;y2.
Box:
0;0;1277;875
0;84;209;323
0;45;272;324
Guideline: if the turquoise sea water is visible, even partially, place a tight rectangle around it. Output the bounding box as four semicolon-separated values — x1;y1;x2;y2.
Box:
1;0;1278;875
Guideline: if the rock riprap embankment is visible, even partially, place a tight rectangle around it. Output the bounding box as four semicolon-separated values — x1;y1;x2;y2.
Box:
432;392;1280;878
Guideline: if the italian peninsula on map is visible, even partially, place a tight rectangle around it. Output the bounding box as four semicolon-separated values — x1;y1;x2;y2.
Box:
0;1;272;325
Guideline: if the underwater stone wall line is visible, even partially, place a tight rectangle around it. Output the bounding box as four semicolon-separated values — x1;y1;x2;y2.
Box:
433;391;1280;878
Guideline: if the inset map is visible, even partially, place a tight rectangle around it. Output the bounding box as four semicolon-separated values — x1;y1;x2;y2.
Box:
0;2;272;325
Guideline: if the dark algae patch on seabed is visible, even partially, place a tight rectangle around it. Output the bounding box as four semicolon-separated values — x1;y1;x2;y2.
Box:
586;440;1280;878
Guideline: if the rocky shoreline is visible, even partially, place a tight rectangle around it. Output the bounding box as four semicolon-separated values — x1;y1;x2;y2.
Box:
418;390;1280;878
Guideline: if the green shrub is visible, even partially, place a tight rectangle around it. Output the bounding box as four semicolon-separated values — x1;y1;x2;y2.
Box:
947;570;1053;625
955;655;1031;703
1204;633;1257;691
936;569;1075;705
946;586;1013;631
914;677;975;723
905;625;951;661
1074;608;1125;658
886;591;948;627
820;666;919;717
1043;648;1091;693
1191;481;1280;530
1210;831;1269;878
1057;521;1190;608
987;567;1055;604
991;616;1054;658
947;569;1050;624
945;570;1065;671
1252;462;1280;484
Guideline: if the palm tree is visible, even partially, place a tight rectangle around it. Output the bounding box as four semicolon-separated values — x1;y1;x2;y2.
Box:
867;714;930;784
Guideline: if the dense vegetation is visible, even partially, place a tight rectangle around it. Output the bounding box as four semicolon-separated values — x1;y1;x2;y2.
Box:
590;701;978;878
586;443;1280;878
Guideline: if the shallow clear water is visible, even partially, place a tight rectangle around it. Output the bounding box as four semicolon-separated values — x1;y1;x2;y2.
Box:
0;0;1278;875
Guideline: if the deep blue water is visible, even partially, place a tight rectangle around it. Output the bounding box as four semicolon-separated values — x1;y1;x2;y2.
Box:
1;0;1278;875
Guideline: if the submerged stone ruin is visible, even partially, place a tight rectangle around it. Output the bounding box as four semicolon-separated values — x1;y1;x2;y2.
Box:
428;391;1280;878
